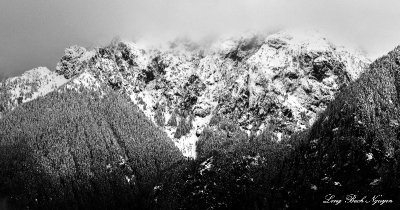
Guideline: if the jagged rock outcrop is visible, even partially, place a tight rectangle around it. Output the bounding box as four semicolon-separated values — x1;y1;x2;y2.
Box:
55;45;95;79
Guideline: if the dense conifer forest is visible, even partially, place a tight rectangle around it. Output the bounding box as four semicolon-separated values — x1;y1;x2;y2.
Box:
0;89;183;209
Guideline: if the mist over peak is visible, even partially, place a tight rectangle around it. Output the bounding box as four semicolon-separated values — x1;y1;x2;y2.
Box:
0;0;399;77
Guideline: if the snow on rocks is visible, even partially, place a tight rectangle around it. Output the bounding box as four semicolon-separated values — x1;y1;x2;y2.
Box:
1;30;371;159
57;31;369;158
64;71;102;91
236;30;371;140
0;67;68;115
200;157;214;175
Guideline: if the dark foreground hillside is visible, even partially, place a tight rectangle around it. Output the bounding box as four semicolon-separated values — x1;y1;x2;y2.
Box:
276;46;400;209
0;89;183;210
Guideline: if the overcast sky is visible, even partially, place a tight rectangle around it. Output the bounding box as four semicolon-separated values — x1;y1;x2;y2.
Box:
0;0;400;78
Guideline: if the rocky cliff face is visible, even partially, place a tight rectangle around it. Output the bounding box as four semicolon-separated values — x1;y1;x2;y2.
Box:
1;30;370;158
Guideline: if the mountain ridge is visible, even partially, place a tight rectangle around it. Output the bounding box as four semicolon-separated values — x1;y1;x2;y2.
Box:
0;30;370;158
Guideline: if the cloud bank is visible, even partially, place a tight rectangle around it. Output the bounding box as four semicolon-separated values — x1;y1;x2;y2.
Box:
0;0;399;77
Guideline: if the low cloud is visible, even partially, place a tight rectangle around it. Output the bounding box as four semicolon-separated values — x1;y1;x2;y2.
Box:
0;0;399;76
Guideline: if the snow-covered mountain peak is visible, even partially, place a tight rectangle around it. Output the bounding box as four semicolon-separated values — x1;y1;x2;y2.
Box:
0;67;68;117
1;30;371;158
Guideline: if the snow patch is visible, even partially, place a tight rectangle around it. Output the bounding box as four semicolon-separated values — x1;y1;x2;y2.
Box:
200;157;213;175
65;72;101;91
173;114;213;158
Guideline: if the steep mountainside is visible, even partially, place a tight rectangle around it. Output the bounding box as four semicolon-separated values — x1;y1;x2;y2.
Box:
275;46;400;209
36;30;368;158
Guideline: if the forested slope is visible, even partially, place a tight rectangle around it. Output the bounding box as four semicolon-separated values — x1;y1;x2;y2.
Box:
0;89;183;209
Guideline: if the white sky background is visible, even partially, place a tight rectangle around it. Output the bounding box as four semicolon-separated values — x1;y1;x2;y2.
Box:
0;0;399;77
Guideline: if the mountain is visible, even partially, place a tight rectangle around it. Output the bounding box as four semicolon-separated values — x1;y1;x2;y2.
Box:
6;30;366;158
0;30;380;209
